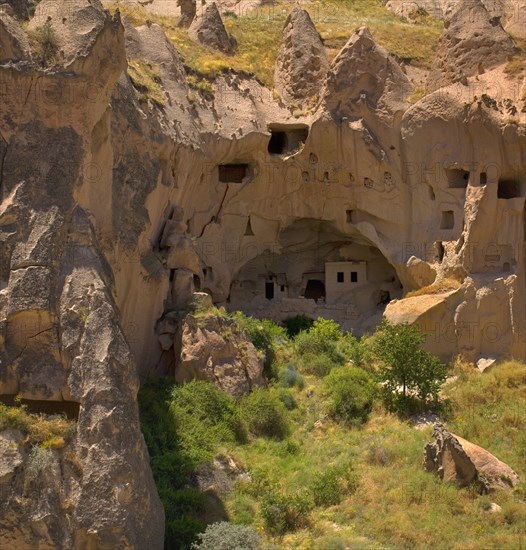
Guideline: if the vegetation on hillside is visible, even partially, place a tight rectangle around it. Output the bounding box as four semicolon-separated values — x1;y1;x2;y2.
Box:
110;0;442;90
0;399;75;449
139;313;526;549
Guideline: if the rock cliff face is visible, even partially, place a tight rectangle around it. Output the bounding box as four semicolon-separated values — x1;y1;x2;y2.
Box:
0;0;525;545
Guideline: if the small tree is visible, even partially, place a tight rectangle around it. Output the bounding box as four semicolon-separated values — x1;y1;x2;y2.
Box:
372;320;447;413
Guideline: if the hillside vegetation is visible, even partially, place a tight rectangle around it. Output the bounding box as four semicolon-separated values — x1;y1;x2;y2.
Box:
111;0;442;88
139;314;526;549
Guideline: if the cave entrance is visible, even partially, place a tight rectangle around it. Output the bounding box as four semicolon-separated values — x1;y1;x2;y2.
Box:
218;164;250;183
498;180;521;199
267;124;309;156
0;395;80;420
304;279;326;302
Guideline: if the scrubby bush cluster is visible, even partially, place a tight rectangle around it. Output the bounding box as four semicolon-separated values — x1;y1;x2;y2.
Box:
138;314;459;548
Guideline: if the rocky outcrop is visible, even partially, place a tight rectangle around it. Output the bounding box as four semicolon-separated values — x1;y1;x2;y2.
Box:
189;1;236;54
274;7;329;105
0;12;30;62
174;314;265;397
424;423;521;492
0;0;164;547
322;27;411;125
386;0;526;39
177;0;196;27
427;0;516;89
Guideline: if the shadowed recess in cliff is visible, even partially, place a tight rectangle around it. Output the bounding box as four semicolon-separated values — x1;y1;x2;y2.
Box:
0;395;80;420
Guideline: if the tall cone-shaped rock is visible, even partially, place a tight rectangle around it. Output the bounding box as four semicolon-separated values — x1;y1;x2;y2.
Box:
189;1;235;54
427;0;516;89
274;7;329;104
322;27;410;123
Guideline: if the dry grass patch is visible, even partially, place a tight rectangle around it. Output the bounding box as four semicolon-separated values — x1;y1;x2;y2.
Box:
0;401;75;449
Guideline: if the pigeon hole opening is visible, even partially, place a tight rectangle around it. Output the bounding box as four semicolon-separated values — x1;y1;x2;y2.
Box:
445;168;470;188
498;180;521;199
267;124;309;156
218;164;250;183
0;395;80;421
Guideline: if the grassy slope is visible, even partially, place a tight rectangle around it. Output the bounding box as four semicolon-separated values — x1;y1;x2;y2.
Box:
111;0;442;88
221;360;525;549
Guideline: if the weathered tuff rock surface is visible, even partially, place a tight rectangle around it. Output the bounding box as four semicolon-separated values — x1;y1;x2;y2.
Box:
274;7;329;105
174;314;265;397
424;424;521;492
386;0;526;39
427;0;516;88
188;1;236;54
0;0;525;544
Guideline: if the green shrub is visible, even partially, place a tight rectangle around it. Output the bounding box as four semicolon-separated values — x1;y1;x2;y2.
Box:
275;388;297;411
372;320;448;414
139;379;245;549
310;463;359;507
167;516;206;550
192;522;262;549
284;314;314;337
294;317;344;364
170;381;246;461
336;332;371;369
298;352;339;377
324;367;376;424
260;489;313;535
278;363;304;388
240;389;288;439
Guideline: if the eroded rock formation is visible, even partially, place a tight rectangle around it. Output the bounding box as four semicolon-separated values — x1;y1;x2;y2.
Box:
0;0;525;544
274;7;329;105
427;0;516;88
189;1;236;54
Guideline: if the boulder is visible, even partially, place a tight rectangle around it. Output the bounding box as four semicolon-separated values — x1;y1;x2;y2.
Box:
189;1;235;54
274;7;329;104
427;0;516;89
175;313;265;397
424;423;520;492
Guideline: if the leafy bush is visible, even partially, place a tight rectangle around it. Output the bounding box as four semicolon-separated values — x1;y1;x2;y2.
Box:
260;489;313;535
240;389;288;439
294;318;344;364
192;522;262;549
139;379;245;549
283;314;314;337
278;363;304;388
372;320;448;414
275;388;297;411
310;463;359;507
336;332;371;369
324;367;376;424
170;381;247;463
298;352;339;377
